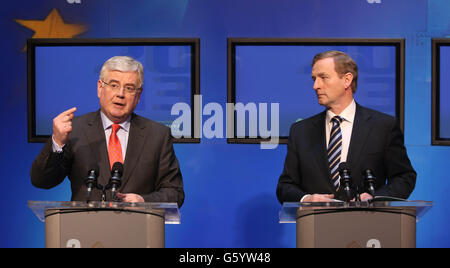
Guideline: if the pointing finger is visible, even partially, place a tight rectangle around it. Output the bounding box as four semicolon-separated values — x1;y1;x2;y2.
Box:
62;107;77;116
58;107;77;122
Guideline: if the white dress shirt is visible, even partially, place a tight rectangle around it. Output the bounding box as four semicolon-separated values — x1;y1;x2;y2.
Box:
300;99;356;202
325;99;356;163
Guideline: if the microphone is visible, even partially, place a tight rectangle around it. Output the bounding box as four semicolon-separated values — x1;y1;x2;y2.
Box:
338;162;354;202
109;162;123;198
85;165;99;200
363;169;376;197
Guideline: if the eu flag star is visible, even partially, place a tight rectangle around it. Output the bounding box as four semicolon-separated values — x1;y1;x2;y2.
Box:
15;8;87;50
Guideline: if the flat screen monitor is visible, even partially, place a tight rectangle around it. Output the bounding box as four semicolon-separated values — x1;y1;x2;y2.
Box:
27;38;200;143
227;38;404;144
432;38;450;145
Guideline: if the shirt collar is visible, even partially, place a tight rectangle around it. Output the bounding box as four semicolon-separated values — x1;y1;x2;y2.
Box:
100;111;131;132
326;99;356;124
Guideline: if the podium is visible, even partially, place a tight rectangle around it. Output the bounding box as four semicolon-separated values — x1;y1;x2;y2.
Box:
28;201;180;248
279;200;432;248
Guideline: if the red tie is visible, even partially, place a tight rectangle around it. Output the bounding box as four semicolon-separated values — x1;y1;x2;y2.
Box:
108;124;123;169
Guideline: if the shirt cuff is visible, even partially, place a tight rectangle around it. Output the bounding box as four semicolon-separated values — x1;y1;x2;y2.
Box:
52;136;64;153
300;194;311;202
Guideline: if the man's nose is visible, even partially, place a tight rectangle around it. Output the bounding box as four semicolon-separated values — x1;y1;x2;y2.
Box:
313;79;321;90
116;87;126;97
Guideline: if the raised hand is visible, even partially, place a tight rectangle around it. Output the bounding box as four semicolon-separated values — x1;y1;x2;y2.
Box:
52;107;77;147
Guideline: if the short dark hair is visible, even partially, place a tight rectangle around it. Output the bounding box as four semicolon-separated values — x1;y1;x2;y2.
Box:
312;50;358;93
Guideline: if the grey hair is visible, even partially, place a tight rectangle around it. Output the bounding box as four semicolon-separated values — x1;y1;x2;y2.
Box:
100;56;144;88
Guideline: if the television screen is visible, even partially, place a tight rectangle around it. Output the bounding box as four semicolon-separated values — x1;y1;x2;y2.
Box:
28;38;200;143
228;38;404;144
432;39;450;145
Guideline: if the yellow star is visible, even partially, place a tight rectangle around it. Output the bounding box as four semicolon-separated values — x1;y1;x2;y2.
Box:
15;8;87;49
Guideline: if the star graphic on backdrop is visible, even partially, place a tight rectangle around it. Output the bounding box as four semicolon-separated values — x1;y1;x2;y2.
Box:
15;8;87;50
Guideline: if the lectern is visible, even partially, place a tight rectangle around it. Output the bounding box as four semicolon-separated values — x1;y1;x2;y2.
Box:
29;201;180;248
279;200;432;248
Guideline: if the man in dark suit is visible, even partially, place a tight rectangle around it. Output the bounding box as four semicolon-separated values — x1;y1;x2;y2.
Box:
276;51;416;203
31;56;184;207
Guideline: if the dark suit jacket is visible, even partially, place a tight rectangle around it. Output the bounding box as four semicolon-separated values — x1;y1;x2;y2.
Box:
276;103;416;203
31;111;184;207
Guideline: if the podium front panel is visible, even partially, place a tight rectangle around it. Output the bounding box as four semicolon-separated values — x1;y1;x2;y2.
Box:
296;208;416;248
45;209;165;248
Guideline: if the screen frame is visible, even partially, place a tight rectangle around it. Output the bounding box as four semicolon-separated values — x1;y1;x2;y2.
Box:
432;38;450;145
227;38;405;145
27;38;200;143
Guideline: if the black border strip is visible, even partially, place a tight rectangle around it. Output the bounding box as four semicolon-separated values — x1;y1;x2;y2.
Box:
432;38;450;145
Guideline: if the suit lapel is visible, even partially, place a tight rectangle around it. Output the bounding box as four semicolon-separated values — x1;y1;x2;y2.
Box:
347;104;372;172
121;114;147;189
306;104;372;193
310;112;330;184
85;111;111;187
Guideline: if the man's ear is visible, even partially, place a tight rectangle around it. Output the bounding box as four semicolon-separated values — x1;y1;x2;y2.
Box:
344;72;353;90
97;80;103;98
136;89;143;103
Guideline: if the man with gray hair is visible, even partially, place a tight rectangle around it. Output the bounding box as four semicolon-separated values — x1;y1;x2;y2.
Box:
31;56;184;207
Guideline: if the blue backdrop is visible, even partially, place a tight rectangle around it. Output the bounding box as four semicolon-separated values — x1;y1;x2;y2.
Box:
33;44;193;135
234;44;398;137
1;0;449;248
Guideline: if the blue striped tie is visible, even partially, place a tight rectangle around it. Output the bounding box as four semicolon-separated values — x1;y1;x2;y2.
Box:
328;116;343;190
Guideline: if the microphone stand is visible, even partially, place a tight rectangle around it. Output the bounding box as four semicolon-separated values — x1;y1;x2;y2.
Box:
92;183;108;202
96;183;117;202
355;184;361;203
